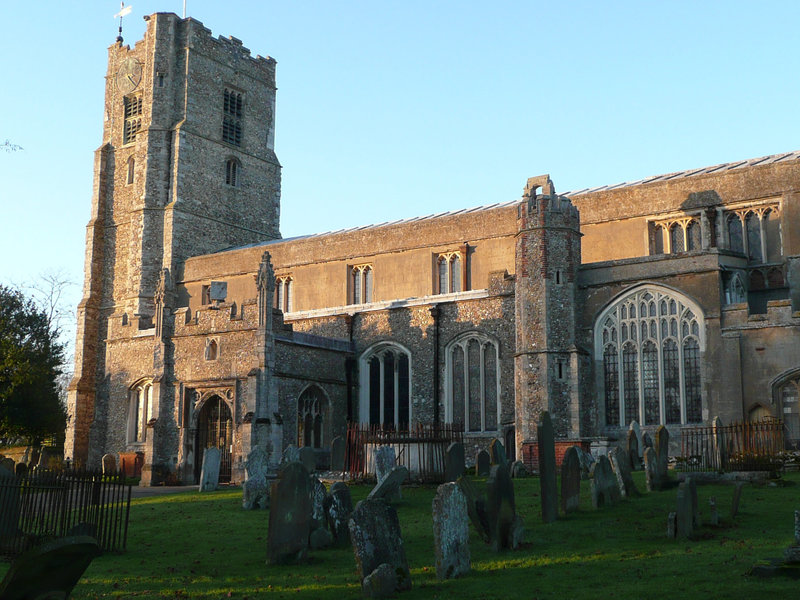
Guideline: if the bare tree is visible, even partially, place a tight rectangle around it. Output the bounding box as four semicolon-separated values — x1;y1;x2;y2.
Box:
2;139;23;152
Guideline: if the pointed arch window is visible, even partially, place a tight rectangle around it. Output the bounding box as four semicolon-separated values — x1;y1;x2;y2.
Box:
298;386;328;449
359;343;411;428
128;380;153;444
276;275;293;313
445;332;500;432
437;252;463;294
126;156;135;185
595;286;705;427
351;264;373;304
225;158;240;187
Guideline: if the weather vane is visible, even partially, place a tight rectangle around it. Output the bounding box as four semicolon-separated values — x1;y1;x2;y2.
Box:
114;2;133;43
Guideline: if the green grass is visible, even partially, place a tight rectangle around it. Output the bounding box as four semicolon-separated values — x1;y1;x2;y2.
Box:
2;471;800;599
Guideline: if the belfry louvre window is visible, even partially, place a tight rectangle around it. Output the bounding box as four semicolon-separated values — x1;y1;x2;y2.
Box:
437;252;462;294
445;332;500;433
123;95;143;144
222;88;243;146
351;265;373;304
595;286;704;427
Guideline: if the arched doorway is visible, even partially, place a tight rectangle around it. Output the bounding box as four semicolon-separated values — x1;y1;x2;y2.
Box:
195;395;233;483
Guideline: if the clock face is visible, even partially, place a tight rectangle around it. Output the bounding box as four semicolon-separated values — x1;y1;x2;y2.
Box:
116;58;143;94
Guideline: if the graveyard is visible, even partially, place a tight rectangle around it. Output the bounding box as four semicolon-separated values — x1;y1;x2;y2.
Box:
2;467;799;599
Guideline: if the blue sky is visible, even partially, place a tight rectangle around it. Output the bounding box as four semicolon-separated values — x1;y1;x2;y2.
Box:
2;1;800;345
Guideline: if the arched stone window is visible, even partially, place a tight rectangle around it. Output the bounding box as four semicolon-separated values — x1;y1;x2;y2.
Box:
723;272;746;305
725;205;782;263
595;285;705;427
225;158;240;186
276;275;293;313
359;342;411;428
437;252;462;294
772;370;800;445
351;265;373;304
205;338;219;361
128;380;153;444
126;156;135;185
298;385;328;449
445;332;500;433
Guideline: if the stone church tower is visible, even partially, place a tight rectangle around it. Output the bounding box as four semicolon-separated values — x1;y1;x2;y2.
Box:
65;13;281;467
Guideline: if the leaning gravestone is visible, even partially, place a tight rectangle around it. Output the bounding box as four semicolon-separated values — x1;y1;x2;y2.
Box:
282;444;300;465
299;446;316;474
608;447;639;498
242;446;269;510
655;425;670;489
374;446;396;482
368;466;408;501
475;450;490;477
0;536;101;600
490;439;507;466
267;462;312;564
590;455;620;509
626;430;640;471
432;482;470;580
643;447;658;492
102;453;117;476
0;466;20;540
538;411;558;523
676;482;694;539
486;464;520;551
445;442;465;482
456;476;490;543
349;498;412;593
560;445;581;514
330;436;346;471
629;421;643;457
325;481;354;546
199;447;221;492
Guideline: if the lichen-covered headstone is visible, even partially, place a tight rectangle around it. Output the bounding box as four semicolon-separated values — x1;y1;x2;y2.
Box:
643;447;658;492
626;430;640;471
655;425;670;489
456;476;490;543
475;450;490;477
362;563;399;599
349;498;412;593
368;466;408;501
629;420;643;458
325;481;354;546
374;446;396;482
537;411;557;523
432;482;470;580
676;482;694;539
330;436;345;471
560;445;581;514
242;446;269;510
445;442;465;482
281;444;300;465
608;447;639;498
102;453;117;476
590;455;620;509
486;465;519;551
299;446;316;474
490;439;506;466
199;447;220;492
310;477;328;530
510;460;528;478
266;462;312;564
731;481;744;518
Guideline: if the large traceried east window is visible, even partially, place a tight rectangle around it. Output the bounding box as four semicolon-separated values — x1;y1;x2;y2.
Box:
128;380;153;444
445;332;500;433
359;343;410;428
596;286;704;427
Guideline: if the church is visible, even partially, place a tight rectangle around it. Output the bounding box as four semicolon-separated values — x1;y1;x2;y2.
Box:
65;13;800;485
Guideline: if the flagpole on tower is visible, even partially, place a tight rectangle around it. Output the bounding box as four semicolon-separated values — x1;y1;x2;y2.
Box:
114;2;133;43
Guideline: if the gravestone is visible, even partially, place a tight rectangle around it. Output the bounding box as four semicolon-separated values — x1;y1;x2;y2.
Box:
537;411;558;523
1;458;15;474
445;442;465;482
362;563;398;599
456;476;490;543
731;481;744;518
709;497;719;526
626;430;640;471
310;477;328;530
655;425;670;489
486;464;519;551
577;448;595;480
330;436;346;471
266;462;312;564
282;444;300;465
643;447;658;492
199;447;221;492
608;447;639;498
299;446;316;474
0;466;20;540
368;466;408;501
667;512;677;538
510;460;528;478
432;482;470;580
374;446;396;482
475;450;490;476
590;455;620;509
676;482;694;539
686;477;700;528
560;445;581;514
490;439;507;466
642;431;654;450
309;527;333;550
349;498;412;593
629;421;643;458
14;463;27;478
325;481;354;546
0;536;101;600
784;510;800;563
36;448;54;470
242;446;269;510
101;453;117;475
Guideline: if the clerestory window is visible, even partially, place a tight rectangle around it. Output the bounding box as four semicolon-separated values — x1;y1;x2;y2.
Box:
276;275;293;313
437;252;462;294
724;206;781;263
222;88;243;146
351;265;373;304
123;94;143;144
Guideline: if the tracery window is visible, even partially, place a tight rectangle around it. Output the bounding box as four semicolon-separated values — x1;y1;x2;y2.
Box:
724;206;781;263
351;264;373;304
298;386;327;449
652;217;700;255
359;343;410;428
596;286;704;427
222;88;243;146
276;275;293;313
128;381;153;444
437;252;462;294
445;332;500;433
123;94;143;144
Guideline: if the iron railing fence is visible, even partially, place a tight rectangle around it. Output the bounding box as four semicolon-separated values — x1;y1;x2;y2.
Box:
679;418;785;472
345;423;463;483
0;468;132;559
